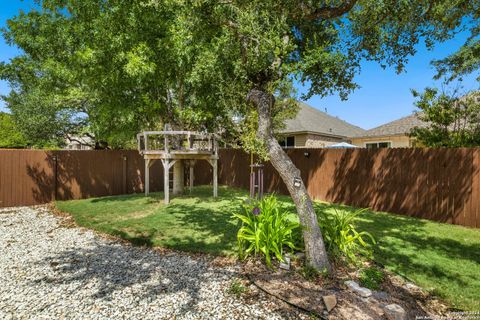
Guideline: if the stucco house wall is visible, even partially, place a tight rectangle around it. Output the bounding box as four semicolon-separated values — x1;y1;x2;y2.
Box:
303;133;346;148
283;133;348;148
351;135;413;148
351;113;427;148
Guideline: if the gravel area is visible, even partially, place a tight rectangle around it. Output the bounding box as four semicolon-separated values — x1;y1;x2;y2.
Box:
0;207;305;320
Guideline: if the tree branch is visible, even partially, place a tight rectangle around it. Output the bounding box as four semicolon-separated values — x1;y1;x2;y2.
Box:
65;133;95;148
295;0;358;20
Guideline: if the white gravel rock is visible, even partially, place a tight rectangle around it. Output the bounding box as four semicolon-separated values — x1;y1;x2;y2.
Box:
0;207;306;319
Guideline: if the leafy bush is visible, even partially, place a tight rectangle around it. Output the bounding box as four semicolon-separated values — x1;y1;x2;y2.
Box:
317;207;375;263
233;195;299;268
359;267;385;290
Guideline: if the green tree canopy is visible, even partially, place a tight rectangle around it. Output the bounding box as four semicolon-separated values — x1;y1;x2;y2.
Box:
432;21;480;82
1;1;266;148
410;88;480;147
0;112;28;148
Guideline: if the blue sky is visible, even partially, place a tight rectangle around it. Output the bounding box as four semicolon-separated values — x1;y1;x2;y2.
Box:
0;1;478;129
0;0;39;113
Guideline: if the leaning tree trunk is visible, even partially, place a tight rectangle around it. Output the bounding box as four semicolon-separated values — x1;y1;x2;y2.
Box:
247;88;331;272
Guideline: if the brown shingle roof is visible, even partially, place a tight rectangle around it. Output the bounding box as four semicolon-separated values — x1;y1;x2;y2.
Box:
280;102;365;138
355;113;428;138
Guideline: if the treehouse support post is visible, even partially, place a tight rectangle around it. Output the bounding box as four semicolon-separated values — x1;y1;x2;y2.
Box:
188;160;196;193
145;159;149;196
163;159;169;204
213;158;218;198
161;159;177;204
173;160;184;195
208;158;218;198
145;159;156;196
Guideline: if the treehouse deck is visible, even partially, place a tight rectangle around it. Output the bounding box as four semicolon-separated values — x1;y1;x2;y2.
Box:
137;131;218;204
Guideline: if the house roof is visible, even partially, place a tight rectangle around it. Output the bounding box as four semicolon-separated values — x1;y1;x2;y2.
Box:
355;113;428;138
280;102;365;138
355;90;480;139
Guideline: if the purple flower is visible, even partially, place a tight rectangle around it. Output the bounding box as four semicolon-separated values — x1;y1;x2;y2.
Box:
252;207;261;216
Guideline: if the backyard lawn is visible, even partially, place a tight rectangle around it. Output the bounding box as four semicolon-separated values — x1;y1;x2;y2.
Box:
56;186;480;311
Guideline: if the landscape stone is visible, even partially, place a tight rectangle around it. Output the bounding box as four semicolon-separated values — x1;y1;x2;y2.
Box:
344;280;372;297
322;295;337;312
384;303;406;320
279;255;291;270
372;291;390;301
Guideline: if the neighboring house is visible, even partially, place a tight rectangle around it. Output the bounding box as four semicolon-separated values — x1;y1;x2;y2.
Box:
278;102;365;148
65;136;94;150
352;91;479;148
351;113;427;148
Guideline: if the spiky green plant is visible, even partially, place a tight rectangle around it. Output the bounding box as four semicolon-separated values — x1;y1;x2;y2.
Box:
233;194;299;268
317;208;375;263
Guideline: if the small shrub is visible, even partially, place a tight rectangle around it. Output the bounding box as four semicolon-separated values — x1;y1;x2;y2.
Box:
359;267;384;290
317;207;375;263
233;194;299;268
228;279;248;297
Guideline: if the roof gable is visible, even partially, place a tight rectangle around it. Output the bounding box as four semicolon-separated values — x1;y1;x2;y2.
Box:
356;113;428;138
280;102;365;138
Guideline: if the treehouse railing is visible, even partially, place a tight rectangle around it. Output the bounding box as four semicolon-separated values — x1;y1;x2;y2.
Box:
137;131;218;155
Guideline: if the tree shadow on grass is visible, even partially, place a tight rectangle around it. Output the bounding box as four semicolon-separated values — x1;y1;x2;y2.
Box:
313;202;480;293
34;241;237;317
154;200;244;255
354;211;480;266
83;187;246;256
110;229;156;247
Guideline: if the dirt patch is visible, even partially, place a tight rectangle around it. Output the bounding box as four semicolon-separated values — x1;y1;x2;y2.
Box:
48;204;78;228
251;271;328;314
118;210;155;220
241;258;450;319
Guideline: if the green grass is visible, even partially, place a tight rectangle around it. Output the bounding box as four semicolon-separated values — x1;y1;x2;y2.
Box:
56;186;246;255
358;266;385;290
314;202;480;312
56;186;480;311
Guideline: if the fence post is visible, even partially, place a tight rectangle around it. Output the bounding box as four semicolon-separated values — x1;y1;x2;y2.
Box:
52;153;58;201
122;154;127;194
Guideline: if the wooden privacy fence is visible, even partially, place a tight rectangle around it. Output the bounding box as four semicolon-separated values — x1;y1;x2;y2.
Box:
0;150;163;207
194;148;480;228
0;148;479;228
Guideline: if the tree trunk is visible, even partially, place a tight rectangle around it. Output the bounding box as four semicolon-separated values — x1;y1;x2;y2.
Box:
247;88;331;272
172;160;185;195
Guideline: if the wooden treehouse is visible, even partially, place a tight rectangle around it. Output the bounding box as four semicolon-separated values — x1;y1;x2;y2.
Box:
137;130;218;204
